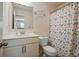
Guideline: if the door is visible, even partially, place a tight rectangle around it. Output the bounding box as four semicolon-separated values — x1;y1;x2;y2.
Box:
2;37;39;57
3;45;26;57
2;38;27;57
0;47;3;57
26;43;39;57
0;41;3;57
3;42;39;57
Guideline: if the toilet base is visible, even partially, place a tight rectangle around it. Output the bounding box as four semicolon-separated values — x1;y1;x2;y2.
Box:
43;54;56;57
43;54;49;57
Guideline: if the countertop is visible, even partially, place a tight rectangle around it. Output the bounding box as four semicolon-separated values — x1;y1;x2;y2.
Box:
1;33;39;40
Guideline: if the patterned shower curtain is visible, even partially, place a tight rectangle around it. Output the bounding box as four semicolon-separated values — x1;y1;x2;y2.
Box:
49;2;79;57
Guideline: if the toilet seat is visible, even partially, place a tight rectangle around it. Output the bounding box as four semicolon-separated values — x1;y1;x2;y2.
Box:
43;46;57;56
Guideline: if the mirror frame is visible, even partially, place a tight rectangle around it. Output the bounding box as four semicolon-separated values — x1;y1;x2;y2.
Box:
12;2;33;30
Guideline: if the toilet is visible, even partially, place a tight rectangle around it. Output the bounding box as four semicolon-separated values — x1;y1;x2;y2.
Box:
39;37;57;57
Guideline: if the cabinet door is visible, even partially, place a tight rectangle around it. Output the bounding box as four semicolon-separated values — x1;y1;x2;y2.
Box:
3;45;26;57
0;47;3;57
26;43;39;57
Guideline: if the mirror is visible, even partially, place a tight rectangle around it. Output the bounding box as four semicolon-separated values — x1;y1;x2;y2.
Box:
15;15;24;29
12;3;33;29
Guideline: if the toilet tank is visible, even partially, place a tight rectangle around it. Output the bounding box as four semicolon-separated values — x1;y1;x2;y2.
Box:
39;37;48;46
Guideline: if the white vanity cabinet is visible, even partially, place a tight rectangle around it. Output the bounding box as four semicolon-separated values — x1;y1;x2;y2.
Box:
26;43;39;57
3;37;39;57
3;45;25;57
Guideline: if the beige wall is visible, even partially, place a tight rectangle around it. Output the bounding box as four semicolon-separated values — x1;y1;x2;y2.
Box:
33;2;49;37
0;2;3;38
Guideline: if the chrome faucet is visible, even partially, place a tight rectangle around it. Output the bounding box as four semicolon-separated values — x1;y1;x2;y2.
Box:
20;31;25;34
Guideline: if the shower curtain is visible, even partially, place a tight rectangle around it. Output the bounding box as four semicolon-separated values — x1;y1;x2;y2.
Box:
49;2;79;57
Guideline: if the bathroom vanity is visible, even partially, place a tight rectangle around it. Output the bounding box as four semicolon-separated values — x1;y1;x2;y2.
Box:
2;34;39;57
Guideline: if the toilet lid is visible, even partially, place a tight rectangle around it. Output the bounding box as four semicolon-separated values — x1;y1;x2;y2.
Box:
43;46;57;53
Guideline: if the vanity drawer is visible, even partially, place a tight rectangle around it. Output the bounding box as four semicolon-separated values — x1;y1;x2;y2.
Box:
4;39;27;47
27;37;39;44
4;37;39;47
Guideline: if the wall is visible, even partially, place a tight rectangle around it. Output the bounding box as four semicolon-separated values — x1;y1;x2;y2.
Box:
49;2;78;56
3;2;9;36
0;2;3;38
33;2;49;36
0;2;3;57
